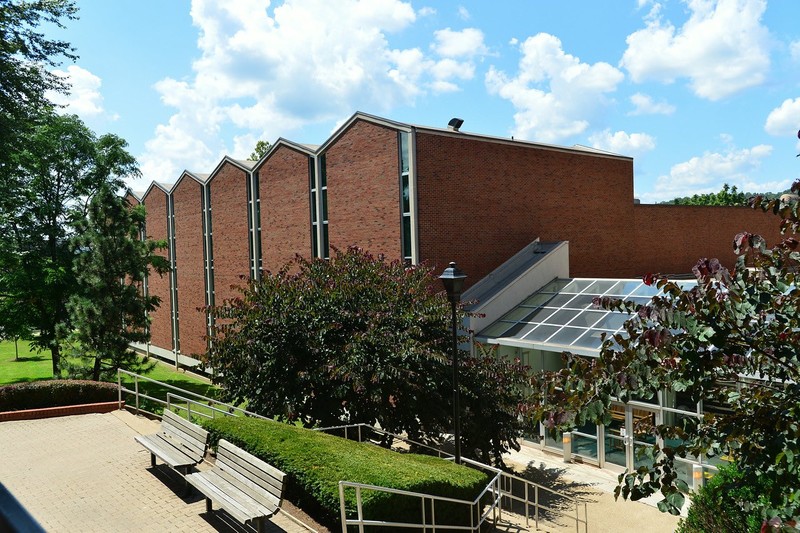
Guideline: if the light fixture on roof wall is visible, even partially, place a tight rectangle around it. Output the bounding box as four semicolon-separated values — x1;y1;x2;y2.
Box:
448;118;464;132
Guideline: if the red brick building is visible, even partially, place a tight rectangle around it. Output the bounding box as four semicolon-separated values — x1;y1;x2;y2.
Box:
134;112;778;364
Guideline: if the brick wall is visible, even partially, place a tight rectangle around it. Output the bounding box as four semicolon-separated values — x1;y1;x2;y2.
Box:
142;188;172;352
415;131;636;285
258;146;312;273
172;177;208;358
632;204;782;275
326;120;402;259
209;162;251;304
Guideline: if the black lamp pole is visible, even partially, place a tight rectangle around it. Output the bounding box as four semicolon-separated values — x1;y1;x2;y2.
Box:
439;261;466;464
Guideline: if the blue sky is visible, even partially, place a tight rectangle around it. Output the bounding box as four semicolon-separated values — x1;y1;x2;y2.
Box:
45;0;800;202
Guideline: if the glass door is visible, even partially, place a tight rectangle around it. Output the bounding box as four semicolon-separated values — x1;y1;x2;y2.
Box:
603;402;659;471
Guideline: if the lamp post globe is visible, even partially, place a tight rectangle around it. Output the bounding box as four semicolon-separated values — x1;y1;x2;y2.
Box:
439;261;466;463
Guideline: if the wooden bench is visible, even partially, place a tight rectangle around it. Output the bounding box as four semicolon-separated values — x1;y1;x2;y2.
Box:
186;439;286;533
134;410;208;493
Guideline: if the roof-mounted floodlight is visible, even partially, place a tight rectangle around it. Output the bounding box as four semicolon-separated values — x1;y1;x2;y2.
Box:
448;118;464;132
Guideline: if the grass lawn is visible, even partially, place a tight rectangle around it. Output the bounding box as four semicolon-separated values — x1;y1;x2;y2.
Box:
0;340;221;414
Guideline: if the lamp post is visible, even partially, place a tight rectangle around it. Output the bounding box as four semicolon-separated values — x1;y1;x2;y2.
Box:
439;261;466;464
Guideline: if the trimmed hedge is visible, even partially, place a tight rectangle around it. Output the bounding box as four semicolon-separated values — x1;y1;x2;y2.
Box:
677;463;770;533
0;380;118;411
202;416;491;529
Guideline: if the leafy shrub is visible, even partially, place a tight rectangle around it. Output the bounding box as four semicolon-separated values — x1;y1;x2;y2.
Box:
0;380;118;411
677;463;770;533
203;415;491;529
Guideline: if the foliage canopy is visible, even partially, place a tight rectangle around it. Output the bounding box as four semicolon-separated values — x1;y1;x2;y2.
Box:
207;247;528;464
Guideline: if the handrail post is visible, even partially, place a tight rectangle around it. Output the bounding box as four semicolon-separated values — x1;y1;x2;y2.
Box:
535;485;539;529
135;378;140;415
117;370;122;410
339;483;347;533
356;487;364;533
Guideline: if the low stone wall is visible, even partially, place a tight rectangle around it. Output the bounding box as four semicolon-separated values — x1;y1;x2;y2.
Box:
0;401;123;422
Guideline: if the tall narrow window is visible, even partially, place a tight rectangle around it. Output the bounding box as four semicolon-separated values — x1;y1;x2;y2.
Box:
321;155;329;258
310;158;318;257
312;154;329;259
399;132;411;261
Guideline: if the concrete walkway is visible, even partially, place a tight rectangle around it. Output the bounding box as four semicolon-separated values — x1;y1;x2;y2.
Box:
0;411;317;532
503;444;682;532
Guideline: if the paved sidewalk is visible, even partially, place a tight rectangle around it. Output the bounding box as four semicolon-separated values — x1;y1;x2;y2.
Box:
503;444;682;532
0;411;316;532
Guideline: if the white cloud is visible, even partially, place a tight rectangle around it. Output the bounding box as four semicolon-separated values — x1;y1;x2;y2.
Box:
485;33;624;142
139;0;488;184
418;6;435;17
621;0;770;100
791;40;800;62
589;129;656;157
432;28;487;58
629;92;675;115
47;65;109;118
764;98;800;137
457;6;470;20
638;144;783;203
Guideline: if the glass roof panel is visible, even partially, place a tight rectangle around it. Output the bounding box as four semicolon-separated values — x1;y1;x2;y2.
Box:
539;279;572;293
592;312;630;331
548;327;585;346
570;310;607;328
477;277;696;357
523;324;561;342
522;307;557;323
603;280;642;296
561;279;596;293
589;279;619;293
522;293;558;307
542;293;579;308
502;306;539;322
543;308;581;326
573;329;611;349
481;321;516;337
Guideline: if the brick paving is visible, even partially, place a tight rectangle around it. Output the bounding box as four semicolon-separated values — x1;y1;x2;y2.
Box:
0;410;318;532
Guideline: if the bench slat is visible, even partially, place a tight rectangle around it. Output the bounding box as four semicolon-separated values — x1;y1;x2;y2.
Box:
161;411;208;459
208;468;281;511
187;471;270;523
216;442;284;499
186;439;286;529
134;434;197;469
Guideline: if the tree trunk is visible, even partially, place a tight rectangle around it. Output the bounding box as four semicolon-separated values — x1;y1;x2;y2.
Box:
92;356;102;381
14;338;19;361
51;343;60;377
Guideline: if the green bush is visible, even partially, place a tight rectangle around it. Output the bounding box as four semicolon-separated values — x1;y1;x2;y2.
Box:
0;380;118;411
677;463;770;533
202;415;491;529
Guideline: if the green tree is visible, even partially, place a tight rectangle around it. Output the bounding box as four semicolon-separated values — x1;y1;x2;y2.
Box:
666;183;750;206
530;181;800;527
0;0;77;171
62;184;170;381
248;139;270;161
0;112;139;375
207;247;528;463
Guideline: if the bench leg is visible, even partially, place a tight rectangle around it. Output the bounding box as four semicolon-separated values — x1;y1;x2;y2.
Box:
150;453;156;467
206;498;212;513
254;517;265;533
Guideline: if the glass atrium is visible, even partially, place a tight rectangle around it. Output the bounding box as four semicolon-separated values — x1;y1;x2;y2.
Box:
476;277;721;487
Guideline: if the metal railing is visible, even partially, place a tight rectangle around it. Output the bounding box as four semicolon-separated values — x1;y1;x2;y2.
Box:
118;372;589;532
338;461;502;533
316;423;589;533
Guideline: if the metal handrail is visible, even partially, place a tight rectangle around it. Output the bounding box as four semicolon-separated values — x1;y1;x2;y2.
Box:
338;470;502;533
316;422;588;532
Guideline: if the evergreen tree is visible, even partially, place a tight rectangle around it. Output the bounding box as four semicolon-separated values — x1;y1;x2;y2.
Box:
63;184;169;381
